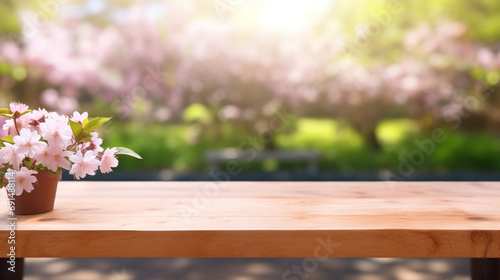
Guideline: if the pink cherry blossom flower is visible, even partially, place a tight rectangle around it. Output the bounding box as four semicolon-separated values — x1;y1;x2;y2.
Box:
23;109;47;134
70;111;88;125
2;119;13;132
0;143;24;170
3;115;31;136
14;167;38;196
39;118;73;148
45;111;62;120
0;117;8;138
69;150;100;179
29;109;48;128
36;145;73;172
13;128;48;158
34;146;52;169
53;149;73;171
80;132;104;153
31;108;49;119
9;102;29;116
100;148;118;173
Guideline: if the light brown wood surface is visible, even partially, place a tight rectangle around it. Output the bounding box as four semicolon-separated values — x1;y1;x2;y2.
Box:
1;182;499;257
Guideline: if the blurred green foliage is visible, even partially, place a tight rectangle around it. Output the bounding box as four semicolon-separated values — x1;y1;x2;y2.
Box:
104;119;500;172
0;1;21;35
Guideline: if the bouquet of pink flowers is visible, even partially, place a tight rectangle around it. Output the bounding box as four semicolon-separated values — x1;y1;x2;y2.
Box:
0;102;141;196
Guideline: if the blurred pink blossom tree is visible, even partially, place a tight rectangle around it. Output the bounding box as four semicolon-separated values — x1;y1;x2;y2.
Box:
1;3;499;149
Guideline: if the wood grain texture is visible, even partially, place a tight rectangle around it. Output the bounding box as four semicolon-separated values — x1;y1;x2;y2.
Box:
0;182;499;257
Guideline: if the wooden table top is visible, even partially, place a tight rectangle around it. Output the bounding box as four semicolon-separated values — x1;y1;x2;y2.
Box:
1;181;499;257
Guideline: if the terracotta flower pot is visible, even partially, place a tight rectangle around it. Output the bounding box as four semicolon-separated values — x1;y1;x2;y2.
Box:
4;171;62;215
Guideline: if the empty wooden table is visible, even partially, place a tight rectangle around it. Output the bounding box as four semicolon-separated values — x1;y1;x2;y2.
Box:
1;181;499;279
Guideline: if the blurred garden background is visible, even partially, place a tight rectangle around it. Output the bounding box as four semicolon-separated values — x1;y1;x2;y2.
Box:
1;0;500;180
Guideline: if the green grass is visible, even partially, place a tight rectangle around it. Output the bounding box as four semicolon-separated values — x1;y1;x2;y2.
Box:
103;119;500;172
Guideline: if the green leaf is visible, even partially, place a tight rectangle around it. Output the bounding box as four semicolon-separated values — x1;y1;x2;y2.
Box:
0;108;12;115
83;117;111;133
0;167;7;180
20;110;32;116
69;120;84;139
115;147;142;159
81;134;93;142
0;136;14;144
